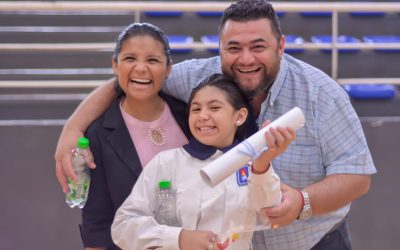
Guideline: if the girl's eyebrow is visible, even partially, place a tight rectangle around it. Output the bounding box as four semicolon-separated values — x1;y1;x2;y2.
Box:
191;99;224;106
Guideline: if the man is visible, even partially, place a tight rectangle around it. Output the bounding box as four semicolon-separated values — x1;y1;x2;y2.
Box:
56;1;376;249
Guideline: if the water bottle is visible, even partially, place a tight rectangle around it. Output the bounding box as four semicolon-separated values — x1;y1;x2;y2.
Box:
155;180;179;226
66;137;91;208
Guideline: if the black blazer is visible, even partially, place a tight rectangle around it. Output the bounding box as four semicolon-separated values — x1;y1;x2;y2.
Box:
81;92;191;249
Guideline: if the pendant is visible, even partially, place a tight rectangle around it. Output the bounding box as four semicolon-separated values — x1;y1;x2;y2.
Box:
148;127;167;146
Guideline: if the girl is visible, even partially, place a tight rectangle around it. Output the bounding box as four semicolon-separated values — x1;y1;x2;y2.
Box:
81;23;191;249
111;73;296;250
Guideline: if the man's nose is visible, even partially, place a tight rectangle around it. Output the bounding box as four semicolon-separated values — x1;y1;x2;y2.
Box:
238;49;255;65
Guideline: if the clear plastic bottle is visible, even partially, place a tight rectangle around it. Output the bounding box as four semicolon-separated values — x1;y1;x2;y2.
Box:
66;137;91;208
155;180;179;227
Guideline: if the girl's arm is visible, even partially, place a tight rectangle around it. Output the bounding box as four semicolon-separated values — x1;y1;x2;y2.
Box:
111;156;182;250
249;126;296;210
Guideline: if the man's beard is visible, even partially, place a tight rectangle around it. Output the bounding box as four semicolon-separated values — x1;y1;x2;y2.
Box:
238;77;271;100
233;68;278;100
223;57;281;100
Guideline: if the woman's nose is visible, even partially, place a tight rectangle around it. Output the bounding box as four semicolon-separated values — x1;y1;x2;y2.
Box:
134;62;147;73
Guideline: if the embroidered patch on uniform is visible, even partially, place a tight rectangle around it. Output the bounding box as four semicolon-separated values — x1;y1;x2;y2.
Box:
236;165;249;186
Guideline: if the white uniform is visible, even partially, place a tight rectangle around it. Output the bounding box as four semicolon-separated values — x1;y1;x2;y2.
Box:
112;143;281;250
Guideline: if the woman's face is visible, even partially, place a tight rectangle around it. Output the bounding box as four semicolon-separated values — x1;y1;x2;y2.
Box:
112;35;171;102
189;86;247;148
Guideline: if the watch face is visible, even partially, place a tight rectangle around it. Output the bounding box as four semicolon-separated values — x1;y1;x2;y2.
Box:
300;205;312;220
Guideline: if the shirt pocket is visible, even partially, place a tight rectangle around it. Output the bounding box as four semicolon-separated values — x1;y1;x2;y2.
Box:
176;188;201;229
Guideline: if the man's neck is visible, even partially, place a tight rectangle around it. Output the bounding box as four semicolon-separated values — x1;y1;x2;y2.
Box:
250;91;269;119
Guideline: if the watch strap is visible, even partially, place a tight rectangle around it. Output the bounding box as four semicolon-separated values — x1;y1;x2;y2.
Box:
298;190;312;220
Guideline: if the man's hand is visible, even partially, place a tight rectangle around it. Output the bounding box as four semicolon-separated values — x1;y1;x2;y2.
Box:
55;126;96;193
179;229;218;250
260;183;303;227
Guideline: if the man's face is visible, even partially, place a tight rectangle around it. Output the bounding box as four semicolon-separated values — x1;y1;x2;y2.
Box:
219;18;285;99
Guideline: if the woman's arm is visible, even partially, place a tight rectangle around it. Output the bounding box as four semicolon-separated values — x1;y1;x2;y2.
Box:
55;78;117;193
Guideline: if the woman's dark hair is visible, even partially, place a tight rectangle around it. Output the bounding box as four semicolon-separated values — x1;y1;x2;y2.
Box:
188;73;251;141
219;0;282;42
113;22;171;65
113;22;171;96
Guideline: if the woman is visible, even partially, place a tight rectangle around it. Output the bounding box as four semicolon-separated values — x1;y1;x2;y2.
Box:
81;23;191;249
111;74;296;250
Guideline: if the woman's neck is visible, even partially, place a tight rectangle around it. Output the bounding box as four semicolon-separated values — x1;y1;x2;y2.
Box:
122;95;165;122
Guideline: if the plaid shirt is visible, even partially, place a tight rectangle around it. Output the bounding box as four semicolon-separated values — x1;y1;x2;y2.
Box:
163;54;376;250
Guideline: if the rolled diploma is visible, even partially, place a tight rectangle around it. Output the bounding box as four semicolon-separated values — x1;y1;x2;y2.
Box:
200;107;305;187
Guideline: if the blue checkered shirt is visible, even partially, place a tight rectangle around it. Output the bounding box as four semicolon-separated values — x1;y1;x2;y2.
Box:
163;54;376;250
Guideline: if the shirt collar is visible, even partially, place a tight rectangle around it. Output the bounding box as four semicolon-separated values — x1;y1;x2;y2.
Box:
183;138;239;160
267;54;289;106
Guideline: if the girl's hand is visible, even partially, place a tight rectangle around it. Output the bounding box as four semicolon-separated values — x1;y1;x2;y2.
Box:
252;120;296;173
179;229;218;250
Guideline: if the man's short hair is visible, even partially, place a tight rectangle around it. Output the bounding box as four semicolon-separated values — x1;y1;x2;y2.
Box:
219;0;282;41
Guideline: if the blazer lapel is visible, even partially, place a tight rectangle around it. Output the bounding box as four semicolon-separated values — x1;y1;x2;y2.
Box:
104;99;142;177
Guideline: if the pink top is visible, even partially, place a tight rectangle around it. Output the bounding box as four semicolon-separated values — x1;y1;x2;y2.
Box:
120;101;188;168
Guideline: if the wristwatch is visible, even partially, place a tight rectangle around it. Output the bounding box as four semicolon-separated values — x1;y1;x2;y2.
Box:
298;190;312;221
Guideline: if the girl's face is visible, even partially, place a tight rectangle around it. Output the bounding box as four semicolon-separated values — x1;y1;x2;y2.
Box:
112;35;171;102
189;86;247;148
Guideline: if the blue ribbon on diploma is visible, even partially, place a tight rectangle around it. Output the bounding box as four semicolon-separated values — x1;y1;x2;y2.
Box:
237;140;268;160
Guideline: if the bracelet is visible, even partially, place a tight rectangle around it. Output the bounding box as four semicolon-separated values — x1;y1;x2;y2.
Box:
296;189;305;219
249;162;270;175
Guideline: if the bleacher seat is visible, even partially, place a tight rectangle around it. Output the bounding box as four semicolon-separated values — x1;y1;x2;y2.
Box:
196;11;223;17
349;12;385;17
284;35;305;54
276;12;286;18
196;11;285;18
299;12;332;17
311;35;360;53
167;35;194;53
362;35;400;52
201;35;219;54
144;11;184;17
344;84;396;100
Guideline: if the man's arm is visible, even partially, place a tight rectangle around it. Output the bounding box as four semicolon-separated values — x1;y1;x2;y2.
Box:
307;173;370;215
261;174;371;227
55;78;117;193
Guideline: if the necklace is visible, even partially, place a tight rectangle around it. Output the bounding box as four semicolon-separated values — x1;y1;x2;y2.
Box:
147;127;167;146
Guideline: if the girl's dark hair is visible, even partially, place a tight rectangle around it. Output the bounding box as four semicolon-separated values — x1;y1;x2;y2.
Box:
188;73;251;141
113;22;171;96
219;0;282;42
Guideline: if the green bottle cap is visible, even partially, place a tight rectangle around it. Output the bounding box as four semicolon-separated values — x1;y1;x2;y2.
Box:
77;137;89;149
159;180;171;189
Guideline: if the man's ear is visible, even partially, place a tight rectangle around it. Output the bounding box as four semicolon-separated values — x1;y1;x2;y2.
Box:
236;107;248;126
278;35;285;59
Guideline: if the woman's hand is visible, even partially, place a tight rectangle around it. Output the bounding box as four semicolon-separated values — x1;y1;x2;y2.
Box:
55;126;96;193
